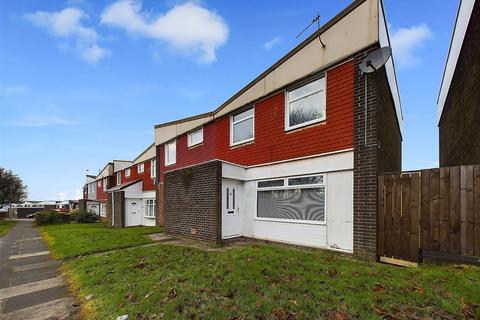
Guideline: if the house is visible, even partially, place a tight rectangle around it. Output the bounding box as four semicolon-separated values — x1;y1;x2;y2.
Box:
154;0;402;257
438;0;479;167
9;201;57;218
106;143;158;227
55;200;79;213
80;160;132;217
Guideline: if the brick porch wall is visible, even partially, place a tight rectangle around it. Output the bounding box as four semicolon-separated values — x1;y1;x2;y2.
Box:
353;47;402;259
163;161;222;242
113;191;125;228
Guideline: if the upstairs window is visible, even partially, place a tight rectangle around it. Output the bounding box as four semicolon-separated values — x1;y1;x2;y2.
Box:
188;127;203;147
116;172;121;185
125;168;131;177
151;159;157;178
231;107;254;146
103;178;108;191
286;77;326;130
165;140;176;166
97;180;102;187
138;163;144;173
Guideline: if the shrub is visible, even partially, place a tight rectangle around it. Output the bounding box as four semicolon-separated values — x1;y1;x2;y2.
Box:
74;210;99;223
35;210;63;226
69;208;81;220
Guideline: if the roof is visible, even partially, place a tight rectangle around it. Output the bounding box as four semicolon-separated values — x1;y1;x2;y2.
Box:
132;143;156;165
154;0;402;145
113;160;133;173
106;179;142;192
437;0;476;123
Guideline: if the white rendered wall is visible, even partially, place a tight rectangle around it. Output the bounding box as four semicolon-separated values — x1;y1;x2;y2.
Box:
222;150;354;252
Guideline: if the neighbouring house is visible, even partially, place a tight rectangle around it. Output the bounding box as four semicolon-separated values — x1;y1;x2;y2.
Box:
55;200;79;213
154;0;402;257
9;201;57;218
106;143;158;227
80;160;132;217
438;0;479;167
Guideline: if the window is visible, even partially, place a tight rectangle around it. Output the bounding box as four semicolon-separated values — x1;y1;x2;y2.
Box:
116;172;121;185
145;199;156;218
97;180;102;187
231;107;254;146
125;168;131;177
286;77;326;130
188;127;204;147
138;163;144;173
256;174;326;223
165;140;176;165
151;159;157;178
103;178;108;191
100;204;106;217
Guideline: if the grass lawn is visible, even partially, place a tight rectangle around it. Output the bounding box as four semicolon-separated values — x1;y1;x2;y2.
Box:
39;223;162;259
0;220;17;237
63;243;480;320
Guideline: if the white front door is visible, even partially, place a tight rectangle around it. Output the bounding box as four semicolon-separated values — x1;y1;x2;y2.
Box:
126;199;142;227
222;179;242;239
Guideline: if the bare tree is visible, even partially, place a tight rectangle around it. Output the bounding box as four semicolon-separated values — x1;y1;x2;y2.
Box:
0;167;27;209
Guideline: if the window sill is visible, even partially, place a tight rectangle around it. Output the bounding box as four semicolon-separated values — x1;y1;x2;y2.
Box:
230;139;254;149
188;142;203;149
285;118;326;133
144;216;156;219
254;217;326;226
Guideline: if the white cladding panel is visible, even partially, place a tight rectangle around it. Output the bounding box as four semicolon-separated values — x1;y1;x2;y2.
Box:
224;150;354;252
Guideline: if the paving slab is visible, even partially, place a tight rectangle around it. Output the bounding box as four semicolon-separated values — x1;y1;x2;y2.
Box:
0;220;78;319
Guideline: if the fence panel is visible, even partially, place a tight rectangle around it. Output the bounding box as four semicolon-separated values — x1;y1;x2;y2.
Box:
378;165;480;263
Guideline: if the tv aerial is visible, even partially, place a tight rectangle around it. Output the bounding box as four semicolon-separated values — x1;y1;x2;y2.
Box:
358;46;392;147
296;12;326;47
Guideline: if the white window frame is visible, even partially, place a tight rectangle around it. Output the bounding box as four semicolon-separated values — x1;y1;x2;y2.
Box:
97;180;102;187
100;203;106;217
144;199;156;218
116;172;121;185
188;127;204;147
125;168;131;177
285;76;326;131
103;178;108;191
165;140;176;166
138;163;145;174
151;159;157;178
255;174;327;225
230;107;255;147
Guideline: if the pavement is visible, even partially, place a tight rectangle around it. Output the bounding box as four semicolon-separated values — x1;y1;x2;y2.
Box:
0;220;79;320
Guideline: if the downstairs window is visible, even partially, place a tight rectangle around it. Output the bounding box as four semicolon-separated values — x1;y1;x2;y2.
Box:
256;174;325;223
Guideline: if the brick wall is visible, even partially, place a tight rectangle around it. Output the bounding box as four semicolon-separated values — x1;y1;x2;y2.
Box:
113;191;125;228
106;193;113;225
163;161;222;242
353;46;402;259
156;182;164;226
439;0;480;167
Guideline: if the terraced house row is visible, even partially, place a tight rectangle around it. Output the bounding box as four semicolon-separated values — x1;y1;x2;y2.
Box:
82;0;403;257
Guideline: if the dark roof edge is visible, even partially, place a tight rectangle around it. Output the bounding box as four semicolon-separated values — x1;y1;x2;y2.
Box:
132;142;155;163
154;111;214;129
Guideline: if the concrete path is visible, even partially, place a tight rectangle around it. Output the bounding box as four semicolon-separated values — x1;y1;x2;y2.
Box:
0;220;78;319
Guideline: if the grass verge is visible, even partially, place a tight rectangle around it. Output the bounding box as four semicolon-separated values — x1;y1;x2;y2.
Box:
63;243;480;319
39;223;162;259
0;220;17;237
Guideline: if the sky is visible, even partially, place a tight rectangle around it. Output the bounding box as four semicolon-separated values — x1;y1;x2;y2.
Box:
0;0;459;200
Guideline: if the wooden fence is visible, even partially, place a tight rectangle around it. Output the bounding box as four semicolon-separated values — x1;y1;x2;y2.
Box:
378;165;480;263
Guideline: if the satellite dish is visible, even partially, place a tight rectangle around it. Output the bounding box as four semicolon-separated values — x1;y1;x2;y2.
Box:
359;47;391;74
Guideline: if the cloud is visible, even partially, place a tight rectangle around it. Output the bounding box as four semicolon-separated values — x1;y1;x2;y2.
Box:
0;84;28;94
263;36;281;50
390;23;433;67
101;0;228;63
24;8;111;64
0;115;78;127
